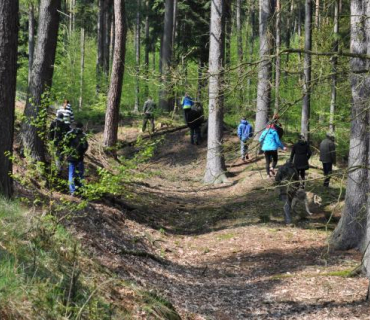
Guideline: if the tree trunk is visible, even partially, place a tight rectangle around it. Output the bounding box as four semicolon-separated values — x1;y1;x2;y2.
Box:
22;0;61;162
159;0;174;111
79;28;85;110
28;3;35;86
329;0;339;133
301;0;313;141
103;0;127;148
134;0;141;113
110;10;115;66
274;0;281;113
103;0;112;76
96;0;105;92
172;0;178;56
204;0;227;185
315;0;320;28
144;0;150;97
255;0;273;139
331;0;369;251
224;1;232;67
0;0;18;198
236;0;243;72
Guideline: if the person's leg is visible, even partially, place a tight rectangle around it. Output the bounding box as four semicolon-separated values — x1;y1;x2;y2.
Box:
68;162;76;194
265;151;271;176
142;115;148;132
245;144;249;159
150;116;155;132
271;150;278;169
75;161;85;192
240;140;245;159
299;169;306;188
323;162;332;187
55;149;62;174
195;127;201;144
190;128;195;144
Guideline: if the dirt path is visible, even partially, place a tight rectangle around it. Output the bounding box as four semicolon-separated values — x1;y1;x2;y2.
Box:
77;128;369;319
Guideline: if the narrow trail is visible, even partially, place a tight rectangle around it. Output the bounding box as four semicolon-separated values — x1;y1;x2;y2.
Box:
77;128;368;319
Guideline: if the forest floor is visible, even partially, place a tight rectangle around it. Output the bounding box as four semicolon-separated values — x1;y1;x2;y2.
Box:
65;122;370;320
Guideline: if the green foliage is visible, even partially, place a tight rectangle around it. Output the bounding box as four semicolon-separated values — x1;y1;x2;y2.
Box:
0;198;119;319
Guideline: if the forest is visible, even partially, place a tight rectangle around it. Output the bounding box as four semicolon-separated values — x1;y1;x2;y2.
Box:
0;0;370;319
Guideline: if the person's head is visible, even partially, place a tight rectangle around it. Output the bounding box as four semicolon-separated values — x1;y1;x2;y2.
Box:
326;132;335;141
273;113;280;121
241;116;246;121
299;134;305;141
63;99;69;107
185;92;189;97
148;96;152;100
76;122;84;129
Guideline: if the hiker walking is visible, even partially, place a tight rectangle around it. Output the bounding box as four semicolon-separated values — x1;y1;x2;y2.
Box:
57;99;74;125
186;102;204;145
259;123;286;178
290;134;312;188
237;117;253;161
49;113;70;173
181;92;194;123
319;132;336;187
142;96;156;133
65;122;88;195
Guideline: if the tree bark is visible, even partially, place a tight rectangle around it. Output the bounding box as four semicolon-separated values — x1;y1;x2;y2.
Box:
28;3;35;86
236;0;243;73
103;0;112;76
144;0;150;97
134;0;141;113
79;28;85;110
22;0;61;162
329;0;339;133
315;0;320;28
204;0;227;184
301;0;313;141
0;0;18;197
159;0;174;111
331;0;369;251
274;0;281;113
255;0;273;139
103;0;127;148
96;0;105;92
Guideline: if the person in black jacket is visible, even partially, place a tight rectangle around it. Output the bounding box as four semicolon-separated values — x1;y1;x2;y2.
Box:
186;103;204;145
65;122;89;195
49;113;70;173
290;134;312;188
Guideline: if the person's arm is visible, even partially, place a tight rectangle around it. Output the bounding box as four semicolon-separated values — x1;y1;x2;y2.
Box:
331;142;336;165
307;144;312;159
258;130;266;143
274;131;285;149
237;125;242;138
249;125;254;138
143;101;147;113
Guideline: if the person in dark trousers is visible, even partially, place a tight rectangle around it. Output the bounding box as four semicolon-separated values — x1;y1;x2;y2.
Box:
259;124;286;178
186;102;204;145
65;122;89;195
142;96;156;133
49;113;70;173
181;92;194;123
320;132;336;187
290;134;312;188
237;117;253;161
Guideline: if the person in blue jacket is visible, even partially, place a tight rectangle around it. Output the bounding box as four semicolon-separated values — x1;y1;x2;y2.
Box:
237;117;254;161
259;124;286;177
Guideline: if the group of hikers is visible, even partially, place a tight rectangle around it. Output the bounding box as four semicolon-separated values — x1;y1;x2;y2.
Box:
141;92;204;145
238;114;336;225
49;100;88;195
237;114;336;186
